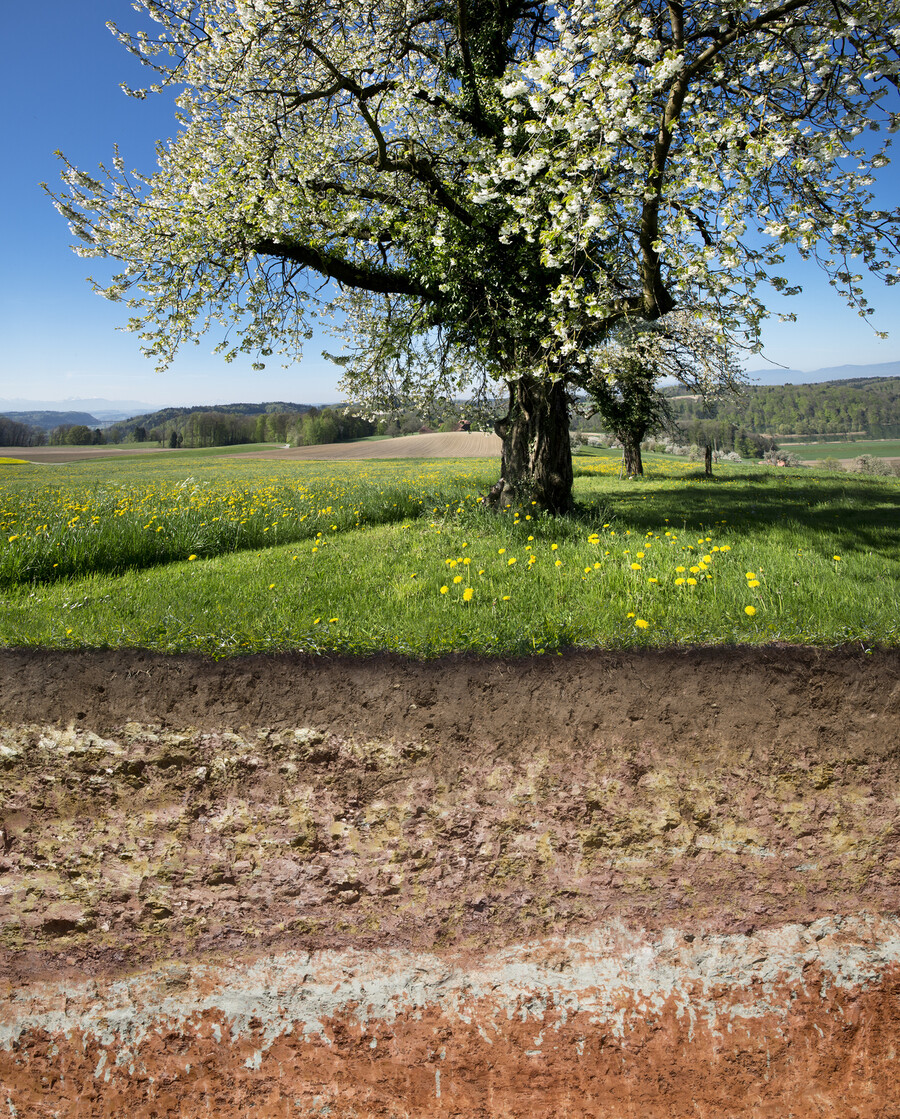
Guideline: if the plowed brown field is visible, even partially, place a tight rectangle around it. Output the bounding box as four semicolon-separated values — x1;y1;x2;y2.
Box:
237;430;502;459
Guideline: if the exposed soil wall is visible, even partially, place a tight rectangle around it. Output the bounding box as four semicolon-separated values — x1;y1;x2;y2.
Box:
1;647;898;1117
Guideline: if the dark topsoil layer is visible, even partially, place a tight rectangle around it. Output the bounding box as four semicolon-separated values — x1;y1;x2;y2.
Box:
2;644;898;748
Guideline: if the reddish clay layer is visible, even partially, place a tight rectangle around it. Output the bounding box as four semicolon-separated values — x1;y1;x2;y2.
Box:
3;957;900;1118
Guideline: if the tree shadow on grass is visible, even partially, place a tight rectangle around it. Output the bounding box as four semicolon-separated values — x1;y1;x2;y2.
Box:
602;469;900;564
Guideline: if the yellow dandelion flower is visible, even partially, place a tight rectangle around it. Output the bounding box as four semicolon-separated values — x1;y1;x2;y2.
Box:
833;555;842;561
745;571;756;579
188;554;197;561
502;595;511;601
635;618;649;629
744;605;757;616
626;612;635;618
508;557;517;565
748;579;761;588
555;559;563;567
551;543;558;550
498;548;506;555
674;578;685;585
329;617;338;623
687;578;697;586
675;566;686;573
440;585;449;594
648;577;659;584
268;583;276;589
463;587;474;602
630;563;641;571
636;552;645;559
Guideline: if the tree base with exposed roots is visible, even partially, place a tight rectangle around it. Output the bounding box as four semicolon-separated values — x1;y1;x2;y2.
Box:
486;378;574;514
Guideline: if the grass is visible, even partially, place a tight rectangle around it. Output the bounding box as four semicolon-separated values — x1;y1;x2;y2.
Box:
781;438;900;460
1;451;898;656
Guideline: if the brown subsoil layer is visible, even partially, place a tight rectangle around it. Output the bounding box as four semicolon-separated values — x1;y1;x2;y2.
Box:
1;646;898;1117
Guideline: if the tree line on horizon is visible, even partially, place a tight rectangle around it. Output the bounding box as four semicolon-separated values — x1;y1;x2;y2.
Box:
3;377;900;453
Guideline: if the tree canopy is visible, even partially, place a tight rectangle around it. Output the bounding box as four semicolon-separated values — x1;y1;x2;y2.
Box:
49;0;900;509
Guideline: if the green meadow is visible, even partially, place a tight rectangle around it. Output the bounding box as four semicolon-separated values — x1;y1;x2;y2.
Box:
778;438;900;461
1;450;898;656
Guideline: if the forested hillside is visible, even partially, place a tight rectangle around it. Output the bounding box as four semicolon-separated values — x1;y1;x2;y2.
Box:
110;402;374;448
0;416;48;447
2;411;101;432
665;378;900;440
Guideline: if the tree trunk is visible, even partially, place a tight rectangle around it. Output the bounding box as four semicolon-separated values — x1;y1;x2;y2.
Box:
490;377;573;514
704;443;713;476
621;436;643;477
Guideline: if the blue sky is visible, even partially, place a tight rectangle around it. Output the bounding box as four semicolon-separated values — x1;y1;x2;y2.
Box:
2;1;898;409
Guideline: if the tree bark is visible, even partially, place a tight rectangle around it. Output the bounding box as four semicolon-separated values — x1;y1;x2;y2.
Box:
490;377;574;514
705;443;713;476
621;436;643;477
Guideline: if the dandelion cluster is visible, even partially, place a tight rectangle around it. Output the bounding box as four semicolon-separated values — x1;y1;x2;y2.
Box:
0;456;493;587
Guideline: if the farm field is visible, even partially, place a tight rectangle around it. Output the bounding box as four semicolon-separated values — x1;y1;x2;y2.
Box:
784;437;900;461
0;442;284;464
1;450;897;656
239;430;503;459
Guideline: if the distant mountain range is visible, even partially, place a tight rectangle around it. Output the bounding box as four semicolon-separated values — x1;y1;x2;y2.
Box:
2;361;900;422
0;397;157;423
745;360;900;385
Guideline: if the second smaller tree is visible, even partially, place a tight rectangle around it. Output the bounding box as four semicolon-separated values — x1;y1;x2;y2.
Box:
586;315;747;477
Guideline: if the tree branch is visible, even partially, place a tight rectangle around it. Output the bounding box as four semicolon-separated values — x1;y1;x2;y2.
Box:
254;236;434;298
